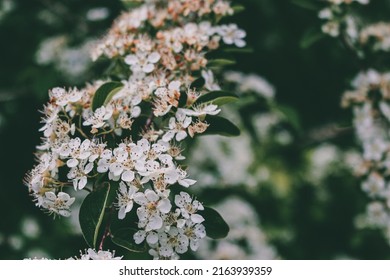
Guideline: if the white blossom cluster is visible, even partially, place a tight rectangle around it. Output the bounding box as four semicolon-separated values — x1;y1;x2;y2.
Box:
360;22;390;52
27;249;122;260
25;0;246;259
70;249;122;260
224;71;275;99
190;72;291;191
36;36;96;82
318;0;368;38
196;197;277;260
342;69;390;239
0;0;14;22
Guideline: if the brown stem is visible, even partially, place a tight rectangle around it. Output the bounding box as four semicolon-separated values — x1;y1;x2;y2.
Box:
144;112;155;130
99;207;114;251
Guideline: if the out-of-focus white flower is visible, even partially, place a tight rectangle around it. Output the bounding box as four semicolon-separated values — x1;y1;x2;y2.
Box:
181;104;221;117
125;51;161;73
86;7;109;21
202;70;221;91
218;24;246;47
196;197;277;260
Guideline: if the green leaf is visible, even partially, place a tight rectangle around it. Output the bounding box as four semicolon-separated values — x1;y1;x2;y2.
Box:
202;207;229;239
300;27;326;49
190;77;205;90
195;91;239;106
91;82;123;111
232;5;245;14
224;47;254;54
79;183;111;248
121;0;143;9
207;59;236;69
111;227;146;252
292;0;322;11
204;115;240;137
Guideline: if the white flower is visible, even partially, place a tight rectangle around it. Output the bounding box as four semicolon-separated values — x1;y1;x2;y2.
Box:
322;21;340;37
362;173;386;198
218;24;246;47
363;139;388;161
181;104;221;117
133;230;159;245
134;189;172;231
163;167;196;187
125;51;161;73
41;192;75;217
318;8;332;20
83;105;113;130
67;159;94;190
159;227;189;257
49;87;83;107
175;192;204;223
162;110;192;142
116;182;139;219
202;70;221;91
81;249;122;260
181;221;206;251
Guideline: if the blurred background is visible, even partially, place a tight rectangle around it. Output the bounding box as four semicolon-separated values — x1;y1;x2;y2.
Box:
0;0;389;259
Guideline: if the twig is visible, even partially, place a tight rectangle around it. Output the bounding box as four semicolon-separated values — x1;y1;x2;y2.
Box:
99;207;114;251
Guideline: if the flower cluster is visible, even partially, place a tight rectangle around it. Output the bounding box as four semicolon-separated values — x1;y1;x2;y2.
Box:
342;69;390;239
196;197;277;260
318;0;368;38
71;249;122;260
190;72;291;190
360;22;390;52
25;0;245;259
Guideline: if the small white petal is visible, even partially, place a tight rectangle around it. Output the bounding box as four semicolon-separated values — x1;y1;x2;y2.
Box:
84;162;94;174
118;207;127;220
143;64;155;73
191;213;205;223
124;55;138;65
121;170;135;182
67;158;79;168
148;52;161;63
133;230;146;244
146;232;159;244
78;176;88;190
157;199;172;214
145;190;159;202
148;215;163;230
175;130;187;142
134;193;148;205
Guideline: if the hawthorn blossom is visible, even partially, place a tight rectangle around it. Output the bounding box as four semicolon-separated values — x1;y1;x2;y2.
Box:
175;192;204;223
25;0;242;260
40;192;75;217
116;182;139;219
181;221;206;251
78;249;122;260
158;227;190;256
362;173;386;198
181;104;221;117
67;159;94;190
83;105;113;131
162;110;192;142
134;189;172;231
218;24;246;47
125;51;161;73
